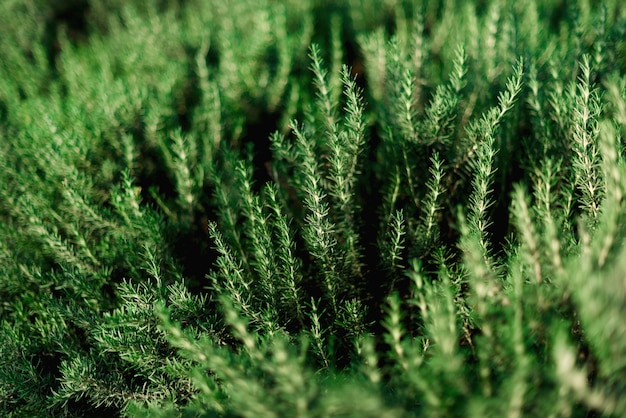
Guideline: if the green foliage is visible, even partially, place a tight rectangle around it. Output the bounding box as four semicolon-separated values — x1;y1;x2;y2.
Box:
1;0;626;417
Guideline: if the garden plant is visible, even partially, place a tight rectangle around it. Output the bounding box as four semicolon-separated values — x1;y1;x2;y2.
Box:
1;0;625;416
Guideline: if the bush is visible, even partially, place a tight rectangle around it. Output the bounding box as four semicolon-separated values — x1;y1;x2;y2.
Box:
1;0;625;416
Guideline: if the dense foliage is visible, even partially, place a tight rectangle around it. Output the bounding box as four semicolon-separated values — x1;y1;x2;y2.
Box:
1;0;625;416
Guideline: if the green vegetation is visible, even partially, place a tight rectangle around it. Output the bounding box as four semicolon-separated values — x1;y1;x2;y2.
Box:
1;0;625;416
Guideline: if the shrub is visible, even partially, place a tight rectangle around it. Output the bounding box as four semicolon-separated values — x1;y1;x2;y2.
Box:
1;0;625;417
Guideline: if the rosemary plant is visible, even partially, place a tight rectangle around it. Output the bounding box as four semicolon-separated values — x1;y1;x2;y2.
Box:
1;0;625;417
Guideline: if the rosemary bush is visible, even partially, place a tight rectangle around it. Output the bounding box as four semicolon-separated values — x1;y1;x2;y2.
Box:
1;0;625;416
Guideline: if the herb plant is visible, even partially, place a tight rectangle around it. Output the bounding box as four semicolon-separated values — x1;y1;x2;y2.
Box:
1;0;625;417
